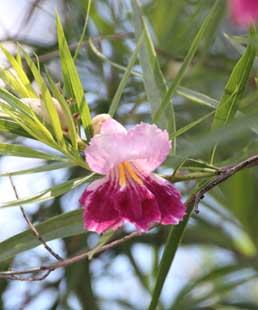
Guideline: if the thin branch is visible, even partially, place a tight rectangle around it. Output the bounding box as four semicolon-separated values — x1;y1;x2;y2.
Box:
8;176;63;262
189;154;258;213
0;230;142;281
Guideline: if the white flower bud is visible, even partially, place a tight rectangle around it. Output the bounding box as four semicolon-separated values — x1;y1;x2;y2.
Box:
21;97;68;130
92;113;111;135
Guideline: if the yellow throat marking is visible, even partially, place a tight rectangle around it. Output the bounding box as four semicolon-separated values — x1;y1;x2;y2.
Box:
118;162;143;187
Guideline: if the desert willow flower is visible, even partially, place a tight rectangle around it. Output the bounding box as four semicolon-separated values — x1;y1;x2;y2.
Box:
228;0;258;26
80;115;186;234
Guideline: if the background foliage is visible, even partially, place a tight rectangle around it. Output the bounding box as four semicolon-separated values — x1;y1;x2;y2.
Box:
1;0;258;309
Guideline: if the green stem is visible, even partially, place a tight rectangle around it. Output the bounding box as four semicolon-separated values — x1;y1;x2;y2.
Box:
169;171;218;183
148;197;196;310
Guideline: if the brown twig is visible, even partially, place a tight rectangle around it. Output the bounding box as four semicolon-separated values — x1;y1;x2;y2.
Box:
8;176;63;262
189;154;258;213
0;230;142;281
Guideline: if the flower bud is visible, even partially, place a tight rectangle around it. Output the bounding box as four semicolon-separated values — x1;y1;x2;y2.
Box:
92;113;111;135
21;97;68;130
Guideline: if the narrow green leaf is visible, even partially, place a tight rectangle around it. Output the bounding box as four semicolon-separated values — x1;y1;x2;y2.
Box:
56;14;93;140
0;162;73;177
87;230;115;260
0;143;67;161
0;117;32;138
0;69;30;97
0;174;95;208
212;26;257;129
108;32;144;116
176;86;217;109
210;26;257;162
22;49;65;146
88;43;218;111
170;111;215;139
0;209;84;263
73;0;92;61
148;190;197;310
89;38;142;78
131;0;175;134
0;88;55;144
0;45;37;97
45;70;78;151
153;0;222;123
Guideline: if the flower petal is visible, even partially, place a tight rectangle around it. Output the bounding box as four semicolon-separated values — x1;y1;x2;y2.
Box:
144;175;186;225
80;177;123;233
115;183;161;231
229;0;258;26
86;122;171;174
100;118;127;134
127;123;171;173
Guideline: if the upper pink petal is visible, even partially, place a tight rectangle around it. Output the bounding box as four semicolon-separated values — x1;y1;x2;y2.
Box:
86;122;171;175
229;0;258;26
127;123;171;173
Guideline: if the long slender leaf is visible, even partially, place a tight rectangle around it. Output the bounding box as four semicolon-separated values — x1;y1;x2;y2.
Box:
0;209;84;263
108;32;144;116
212;26;257;129
0;88;55;144
0;117;32;138
56;14;93;140
73;0;92;61
0;174;95;208
0;162;73;177
0;45;37;97
170;111;215;139
131;0;175;136
0;143;67;161
46;70;78;151
88;42;219;111
153;0;222;123
22;49;65;146
148;189;197;310
210;26;257;162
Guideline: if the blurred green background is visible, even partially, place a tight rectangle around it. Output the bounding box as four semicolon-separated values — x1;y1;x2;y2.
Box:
1;0;258;309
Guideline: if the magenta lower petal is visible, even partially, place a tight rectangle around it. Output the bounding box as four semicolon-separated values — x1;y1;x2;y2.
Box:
80;178;123;233
143;175;186;225
115;184;161;231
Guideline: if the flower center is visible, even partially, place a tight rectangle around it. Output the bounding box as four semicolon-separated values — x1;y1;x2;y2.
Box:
118;162;143;187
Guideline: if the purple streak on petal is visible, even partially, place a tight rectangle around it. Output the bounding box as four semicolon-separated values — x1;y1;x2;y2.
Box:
229;0;258;26
115;183;161;231
86;122;171;175
80;177;123;233
143;175;186;225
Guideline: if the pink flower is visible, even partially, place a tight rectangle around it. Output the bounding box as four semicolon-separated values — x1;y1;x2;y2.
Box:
229;0;258;26
79;118;186;234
